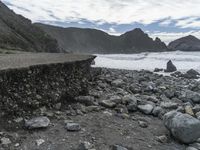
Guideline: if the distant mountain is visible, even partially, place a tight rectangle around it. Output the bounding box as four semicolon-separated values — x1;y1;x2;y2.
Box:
36;23;168;54
0;1;60;52
168;35;200;51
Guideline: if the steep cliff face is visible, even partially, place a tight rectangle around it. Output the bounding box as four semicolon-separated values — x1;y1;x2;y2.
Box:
168;35;200;51
36;23;168;54
0;1;60;52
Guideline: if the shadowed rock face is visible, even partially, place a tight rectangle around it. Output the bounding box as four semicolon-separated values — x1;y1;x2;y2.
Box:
36;23;168;54
0;1;60;52
168;35;200;51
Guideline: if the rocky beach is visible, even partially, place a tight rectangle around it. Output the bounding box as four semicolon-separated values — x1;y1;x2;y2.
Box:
1;66;200;150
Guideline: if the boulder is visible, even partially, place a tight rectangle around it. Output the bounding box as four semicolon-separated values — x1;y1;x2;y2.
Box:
154;68;163;72
183;69;200;79
25;116;50;129
163;111;200;144
165;60;177;72
137;104;154;115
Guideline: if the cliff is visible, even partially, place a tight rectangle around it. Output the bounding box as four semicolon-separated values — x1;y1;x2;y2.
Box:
0;1;60;52
36;23;168;54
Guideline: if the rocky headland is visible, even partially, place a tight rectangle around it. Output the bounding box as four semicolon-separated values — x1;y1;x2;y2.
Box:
168;35;200;51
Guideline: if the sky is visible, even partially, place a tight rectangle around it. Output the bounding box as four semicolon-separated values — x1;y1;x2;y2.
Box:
2;0;200;44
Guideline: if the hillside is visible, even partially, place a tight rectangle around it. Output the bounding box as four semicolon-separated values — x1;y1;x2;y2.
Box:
168;35;200;51
0;1;60;52
36;23;168;54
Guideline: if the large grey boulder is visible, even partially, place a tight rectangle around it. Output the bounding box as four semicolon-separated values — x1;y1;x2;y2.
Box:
163;111;200;144
180;90;200;104
183;69;200;79
25;116;50;129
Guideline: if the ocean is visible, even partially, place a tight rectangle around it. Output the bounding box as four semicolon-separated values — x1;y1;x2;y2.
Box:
93;51;200;72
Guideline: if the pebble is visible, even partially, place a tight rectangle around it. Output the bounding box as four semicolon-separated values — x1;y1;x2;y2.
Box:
65;123;81;131
138;120;148;128
112;145;128;150
99;100;116;108
156;135;168;143
186;147;198;150
0;137;11;145
36;139;45;146
160;102;178;109
78;141;93;150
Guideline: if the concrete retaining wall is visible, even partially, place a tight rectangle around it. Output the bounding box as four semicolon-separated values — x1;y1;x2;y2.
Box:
0;56;95;116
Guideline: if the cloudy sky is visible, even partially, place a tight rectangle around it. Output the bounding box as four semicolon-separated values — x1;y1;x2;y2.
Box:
2;0;200;43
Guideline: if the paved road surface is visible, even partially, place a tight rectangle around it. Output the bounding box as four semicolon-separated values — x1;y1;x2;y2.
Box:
0;53;95;70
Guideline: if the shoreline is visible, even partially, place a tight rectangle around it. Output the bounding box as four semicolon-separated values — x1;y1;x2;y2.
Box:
1;67;200;149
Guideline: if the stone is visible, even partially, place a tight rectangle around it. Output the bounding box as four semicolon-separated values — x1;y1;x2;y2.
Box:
55;103;62;110
184;69;200;79
138;120;148;128
14;143;20;147
196;111;200;117
186;147;198;150
112;145;128;150
137;104;154;115
78;141;93;150
189;143;200;149
14;117;23;123
160;102;178;109
85;106;100;112
183;90;200;104
185;105;195;116
1;137;11;145
36;139;45;146
25;116;50;129
164;89;175;99
165;60;177;72
116;113;130;119
111;79;124;87
152;106;164;117
75;96;95;106
154;68;163;72
176;106;185;113
127;102;138;112
99;100;116;108
122;95;137;105
163;111;200;144
193;105;200;113
109;95;122;104
115;105;128;114
145;81;157;92
65;123;81;131
156;135;168;143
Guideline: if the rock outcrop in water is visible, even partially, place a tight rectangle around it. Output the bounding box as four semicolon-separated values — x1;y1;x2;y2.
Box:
0;1;60;52
36;23;168;54
168;35;200;51
165;60;177;72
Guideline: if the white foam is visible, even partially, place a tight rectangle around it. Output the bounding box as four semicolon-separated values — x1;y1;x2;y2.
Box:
93;51;200;71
